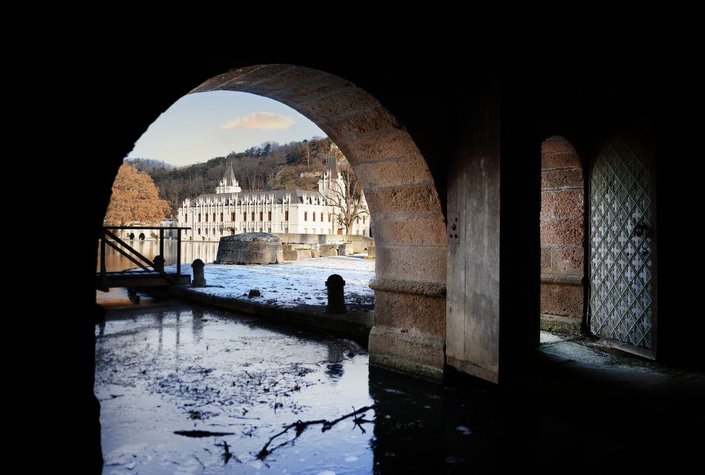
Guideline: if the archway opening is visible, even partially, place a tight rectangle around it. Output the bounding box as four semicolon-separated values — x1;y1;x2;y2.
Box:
95;64;448;472
539;136;585;335
97;64;447;371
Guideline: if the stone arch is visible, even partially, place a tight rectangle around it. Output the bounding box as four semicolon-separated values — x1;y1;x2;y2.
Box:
193;65;447;377
540;136;585;334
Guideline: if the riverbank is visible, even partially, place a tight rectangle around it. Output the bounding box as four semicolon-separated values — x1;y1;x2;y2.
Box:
162;256;375;345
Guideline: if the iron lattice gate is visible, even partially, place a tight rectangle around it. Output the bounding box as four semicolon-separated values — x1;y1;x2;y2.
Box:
590;132;654;350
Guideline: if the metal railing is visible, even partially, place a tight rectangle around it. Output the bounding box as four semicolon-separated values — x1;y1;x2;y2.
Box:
98;226;190;284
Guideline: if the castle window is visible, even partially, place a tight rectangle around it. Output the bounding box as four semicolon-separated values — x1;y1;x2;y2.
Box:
231;212;235;221
260;211;263;221
243;212;247;221
268;211;272;221
252;212;255;221
320;212;323;222
285;211;289;221
213;213;216;222
185;215;188;223
220;212;223;222
304;212;308;221
198;213;201;223
313;213;316;222
363;216;366;224
205;214;208;222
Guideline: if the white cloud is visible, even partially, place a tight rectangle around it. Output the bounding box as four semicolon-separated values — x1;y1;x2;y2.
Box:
221;112;296;130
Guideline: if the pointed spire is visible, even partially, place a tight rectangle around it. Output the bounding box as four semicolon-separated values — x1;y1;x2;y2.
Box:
223;160;237;186
328;144;339;176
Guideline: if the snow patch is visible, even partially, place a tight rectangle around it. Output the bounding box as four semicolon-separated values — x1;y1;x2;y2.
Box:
168;256;374;309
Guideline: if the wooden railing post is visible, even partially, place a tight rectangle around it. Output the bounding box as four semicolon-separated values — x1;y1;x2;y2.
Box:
100;229;106;277
176;228;182;276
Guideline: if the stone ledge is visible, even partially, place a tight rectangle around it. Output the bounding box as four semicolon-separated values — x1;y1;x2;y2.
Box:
369;278;446;297
541;273;583;285
169;285;372;346
540;313;582;336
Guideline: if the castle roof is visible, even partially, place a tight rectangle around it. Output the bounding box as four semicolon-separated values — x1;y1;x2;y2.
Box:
195;188;324;204
223;161;238;186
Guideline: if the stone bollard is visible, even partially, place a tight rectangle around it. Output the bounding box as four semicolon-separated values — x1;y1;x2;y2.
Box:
326;274;346;313
153;255;165;273
192;259;207;287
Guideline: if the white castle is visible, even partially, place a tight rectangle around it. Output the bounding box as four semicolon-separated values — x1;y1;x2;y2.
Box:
177;154;370;241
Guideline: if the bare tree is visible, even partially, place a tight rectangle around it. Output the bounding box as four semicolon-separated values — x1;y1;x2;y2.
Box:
324;153;368;235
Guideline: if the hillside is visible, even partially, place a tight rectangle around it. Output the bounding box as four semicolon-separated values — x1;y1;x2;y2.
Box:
129;137;334;216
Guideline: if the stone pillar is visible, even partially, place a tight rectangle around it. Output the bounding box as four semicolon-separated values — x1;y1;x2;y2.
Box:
369;279;446;380
192;259;206;287
326;274;346;313
153;255;165;273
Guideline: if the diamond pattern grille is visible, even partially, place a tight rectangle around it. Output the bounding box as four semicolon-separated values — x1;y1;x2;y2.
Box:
590;134;653;349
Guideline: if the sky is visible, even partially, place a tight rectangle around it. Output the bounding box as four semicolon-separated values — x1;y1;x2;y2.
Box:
127;91;326;167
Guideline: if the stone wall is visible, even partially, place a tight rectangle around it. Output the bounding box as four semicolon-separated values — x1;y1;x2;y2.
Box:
540;137;584;333
216;233;284;264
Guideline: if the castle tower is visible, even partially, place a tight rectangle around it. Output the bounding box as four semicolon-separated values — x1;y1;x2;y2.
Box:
319;144;345;196
215;161;242;193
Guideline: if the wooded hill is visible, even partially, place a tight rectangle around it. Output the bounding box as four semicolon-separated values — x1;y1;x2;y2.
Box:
129;137;334;216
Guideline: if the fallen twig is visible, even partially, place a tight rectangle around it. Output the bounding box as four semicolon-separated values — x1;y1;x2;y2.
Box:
174;430;235;438
256;405;375;460
215;440;241;464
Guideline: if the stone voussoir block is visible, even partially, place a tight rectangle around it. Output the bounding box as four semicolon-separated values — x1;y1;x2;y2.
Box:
339;128;426;165
364;185;442;215
327;107;399;142
297;87;382;122
354;158;433;189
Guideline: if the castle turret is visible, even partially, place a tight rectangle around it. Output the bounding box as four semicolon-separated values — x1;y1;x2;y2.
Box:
319;144;345;196
216;161;242;193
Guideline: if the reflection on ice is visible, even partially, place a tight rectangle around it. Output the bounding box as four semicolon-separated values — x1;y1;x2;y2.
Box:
96;303;373;474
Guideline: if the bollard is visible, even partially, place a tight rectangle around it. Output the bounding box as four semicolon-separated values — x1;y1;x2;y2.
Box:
153;255;165;273
192;259;207;287
326;274;346;313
